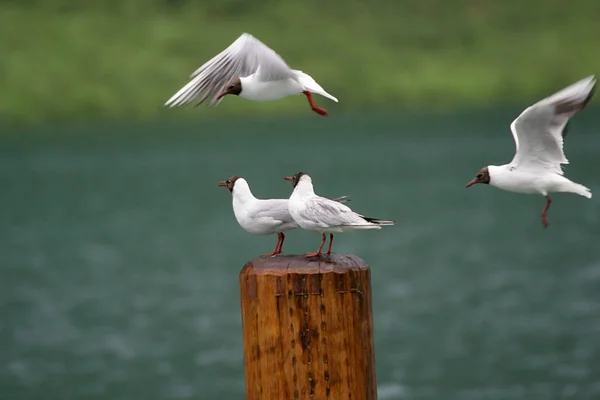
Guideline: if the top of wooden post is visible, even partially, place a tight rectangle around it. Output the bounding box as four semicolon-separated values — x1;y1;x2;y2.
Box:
241;253;369;276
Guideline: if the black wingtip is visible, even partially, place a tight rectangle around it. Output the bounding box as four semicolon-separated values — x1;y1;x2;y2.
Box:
582;78;597;109
363;217;395;225
562;120;570;138
560;77;596;138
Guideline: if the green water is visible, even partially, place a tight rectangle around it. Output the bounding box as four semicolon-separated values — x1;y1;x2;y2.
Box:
1;111;599;400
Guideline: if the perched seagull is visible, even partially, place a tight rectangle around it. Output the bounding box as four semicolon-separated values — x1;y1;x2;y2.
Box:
218;176;350;256
284;172;395;257
466;75;596;228
165;33;338;116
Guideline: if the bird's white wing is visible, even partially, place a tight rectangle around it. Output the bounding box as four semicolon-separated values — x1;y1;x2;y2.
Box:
509;75;596;174
165;33;294;108
298;197;370;228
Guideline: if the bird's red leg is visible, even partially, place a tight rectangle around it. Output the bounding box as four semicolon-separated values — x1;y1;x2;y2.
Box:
541;196;552;228
263;233;283;257
325;234;334;255
276;232;285;254
306;233;326;257
302;91;328;116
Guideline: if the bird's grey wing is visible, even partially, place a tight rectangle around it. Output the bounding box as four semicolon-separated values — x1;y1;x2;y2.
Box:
243;35;294;82
509;75;596;174
165;33;293;108
299;197;365;227
252;199;296;226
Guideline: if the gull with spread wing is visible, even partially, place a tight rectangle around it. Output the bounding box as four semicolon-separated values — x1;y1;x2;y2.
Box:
166;33;338;116
284;172;395;257
218;176;350;256
466;75;596;228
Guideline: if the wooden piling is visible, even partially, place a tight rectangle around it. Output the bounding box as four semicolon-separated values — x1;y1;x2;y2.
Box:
239;253;377;400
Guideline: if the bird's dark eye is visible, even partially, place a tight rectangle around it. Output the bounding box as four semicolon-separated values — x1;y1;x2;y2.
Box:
226;180;231;184
477;174;482;179
228;85;235;90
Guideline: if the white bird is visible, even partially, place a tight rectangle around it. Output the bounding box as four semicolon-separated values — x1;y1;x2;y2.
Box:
284;172;395;256
218;176;351;256
466;75;596;228
166;33;338;116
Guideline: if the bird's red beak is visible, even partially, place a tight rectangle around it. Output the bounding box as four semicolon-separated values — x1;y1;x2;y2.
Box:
217;180;227;187
283;176;293;182
465;178;478;188
217;89;228;100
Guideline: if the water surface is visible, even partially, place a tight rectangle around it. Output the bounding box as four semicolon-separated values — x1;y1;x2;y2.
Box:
1;111;599;399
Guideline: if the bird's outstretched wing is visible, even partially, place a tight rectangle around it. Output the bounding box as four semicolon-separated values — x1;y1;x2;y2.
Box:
509;76;596;174
165;33;294;108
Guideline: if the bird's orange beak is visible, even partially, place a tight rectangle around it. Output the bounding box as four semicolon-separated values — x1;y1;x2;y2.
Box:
284;176;293;182
217;180;228;187
465;178;478;188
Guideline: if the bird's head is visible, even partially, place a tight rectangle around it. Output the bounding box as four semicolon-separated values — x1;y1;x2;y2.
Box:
217;78;242;99
284;172;310;188
466;166;491;188
218;176;241;193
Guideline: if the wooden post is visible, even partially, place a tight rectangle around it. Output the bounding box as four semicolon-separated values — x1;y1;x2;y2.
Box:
239;253;378;400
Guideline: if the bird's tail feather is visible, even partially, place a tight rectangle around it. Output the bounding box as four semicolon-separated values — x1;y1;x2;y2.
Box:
293;70;339;102
564;180;592;198
363;217;395;226
575;183;592;199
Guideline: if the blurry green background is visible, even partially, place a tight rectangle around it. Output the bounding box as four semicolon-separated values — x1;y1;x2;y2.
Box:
2;0;600;124
1;1;599;399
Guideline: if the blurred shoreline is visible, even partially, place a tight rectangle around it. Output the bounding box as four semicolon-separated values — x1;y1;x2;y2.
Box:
1;0;599;125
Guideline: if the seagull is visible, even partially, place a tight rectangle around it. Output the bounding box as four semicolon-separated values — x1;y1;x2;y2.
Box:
284;172;395;257
218;176;351;256
165;33;338;116
466;75;596;228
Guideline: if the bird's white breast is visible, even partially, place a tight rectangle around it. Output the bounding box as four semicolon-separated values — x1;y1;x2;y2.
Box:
493;172;545;194
287;196;311;228
240;75;303;101
287;196;303;221
231;199;260;233
490;166;564;195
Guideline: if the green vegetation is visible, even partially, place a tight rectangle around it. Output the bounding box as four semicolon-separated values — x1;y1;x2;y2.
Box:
1;0;599;125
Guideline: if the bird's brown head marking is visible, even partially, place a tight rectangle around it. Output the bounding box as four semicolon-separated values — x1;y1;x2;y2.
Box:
217;176;241;193
217;78;242;99
283;172;307;188
466;167;490;188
